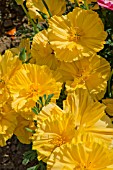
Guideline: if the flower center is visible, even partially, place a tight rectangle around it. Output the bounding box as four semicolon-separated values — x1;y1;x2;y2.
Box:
29;84;40;97
68;27;83;42
49;136;66;147
31;84;38;92
72;68;90;87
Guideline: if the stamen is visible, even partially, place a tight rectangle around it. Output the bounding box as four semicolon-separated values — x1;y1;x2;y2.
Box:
49;136;66;147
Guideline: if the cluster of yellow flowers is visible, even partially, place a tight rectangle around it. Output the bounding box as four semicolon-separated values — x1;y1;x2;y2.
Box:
1;0;113;169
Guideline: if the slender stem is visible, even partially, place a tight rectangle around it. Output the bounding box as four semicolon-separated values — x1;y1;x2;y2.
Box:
83;0;89;10
21;4;39;33
108;69;113;98
42;0;52;18
74;0;79;7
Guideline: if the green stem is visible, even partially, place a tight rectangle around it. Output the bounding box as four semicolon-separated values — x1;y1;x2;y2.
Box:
42;0;52;18
83;0;89;10
74;0;79;7
108;69;113;98
21;4;39;33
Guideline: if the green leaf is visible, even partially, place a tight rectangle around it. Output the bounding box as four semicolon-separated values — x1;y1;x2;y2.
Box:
45;93;54;105
27;165;38;170
32;107;39;115
43;94;47;101
26;161;46;170
22;150;37;165
37;24;43;30
47;93;54;100
22;158;30;165
32;94;54;116
38;96;43;105
36;10;48;19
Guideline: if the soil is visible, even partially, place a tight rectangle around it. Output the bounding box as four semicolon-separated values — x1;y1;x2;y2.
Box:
0;135;38;170
0;0;28;54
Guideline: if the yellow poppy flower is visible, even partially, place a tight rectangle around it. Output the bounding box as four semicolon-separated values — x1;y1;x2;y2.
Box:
32;88;113;163
31;30;60;70
32;104;76;162
26;0;66;20
7;64;62;114
57;54;110;100
47;139;113;170
48;7;107;62
0;99;17;146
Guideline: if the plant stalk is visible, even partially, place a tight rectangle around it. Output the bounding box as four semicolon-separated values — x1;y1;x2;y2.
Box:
21;4;39;33
42;0;52;18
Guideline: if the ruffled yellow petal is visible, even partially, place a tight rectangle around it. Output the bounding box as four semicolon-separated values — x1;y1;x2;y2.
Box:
31;30;60;70
57;54;110;100
7;64;62;116
0;99;17;146
48;7;107;62
47;140;113;169
0;50;22;83
63;89;113;143
32;105;76;162
64;89;106;128
32;88;113;163
26;0;66;20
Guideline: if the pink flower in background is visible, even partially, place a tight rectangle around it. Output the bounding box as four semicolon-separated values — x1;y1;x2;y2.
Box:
97;0;113;10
